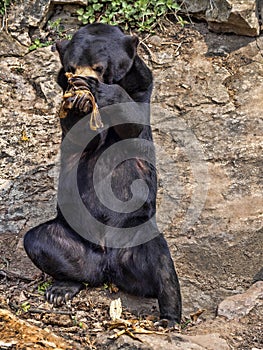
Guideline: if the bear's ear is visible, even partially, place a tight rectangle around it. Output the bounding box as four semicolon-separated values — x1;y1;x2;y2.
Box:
54;39;70;64
122;35;139;59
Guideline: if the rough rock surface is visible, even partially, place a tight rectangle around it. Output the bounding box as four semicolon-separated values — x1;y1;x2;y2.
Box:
149;25;263;318
0;308;76;349
217;281;263;319
0;39;61;235
7;0;87;31
179;0;260;36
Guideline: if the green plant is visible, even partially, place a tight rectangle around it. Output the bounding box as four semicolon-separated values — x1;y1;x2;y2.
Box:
48;17;62;32
176;14;188;27
28;38;52;52
0;0;12;16
47;18;72;40
20;301;31;312
72;316;84;328
37;281;52;294
76;0;183;32
28;19;72;52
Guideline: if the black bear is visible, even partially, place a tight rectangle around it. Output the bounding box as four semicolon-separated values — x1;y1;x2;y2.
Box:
24;23;182;324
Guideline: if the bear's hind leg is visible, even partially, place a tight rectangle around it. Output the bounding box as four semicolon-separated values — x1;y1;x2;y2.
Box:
24;219;106;305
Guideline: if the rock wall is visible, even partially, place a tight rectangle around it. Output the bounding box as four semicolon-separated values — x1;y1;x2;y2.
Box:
179;0;260;36
148;25;263;315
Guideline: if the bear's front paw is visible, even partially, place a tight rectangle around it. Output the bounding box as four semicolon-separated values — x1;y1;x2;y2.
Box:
59;89;93;118
71;90;93;114
69;75;98;97
45;280;83;305
66;75;98;113
59;74;103;130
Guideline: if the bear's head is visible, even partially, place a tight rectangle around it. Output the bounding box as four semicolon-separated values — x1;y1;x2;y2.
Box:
56;23;139;89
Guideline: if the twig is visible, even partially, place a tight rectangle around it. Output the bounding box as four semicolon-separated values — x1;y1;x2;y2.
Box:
139;40;153;61
177;0;193;25
0;0;8;33
139;33;151;44
209;0;216;10
2;257;10;269
161;41;181;46
28;307;73;316
0;269;33;282
26;274;45;288
0;12;5;32
125;328;143;342
9;301;73;315
174;42;182;56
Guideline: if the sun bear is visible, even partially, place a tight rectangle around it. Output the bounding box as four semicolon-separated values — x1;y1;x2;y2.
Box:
24;23;182;324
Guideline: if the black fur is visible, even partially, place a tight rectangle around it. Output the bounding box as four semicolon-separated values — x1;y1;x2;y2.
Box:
24;23;182;323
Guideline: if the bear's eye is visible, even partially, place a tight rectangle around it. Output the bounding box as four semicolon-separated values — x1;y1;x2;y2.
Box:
68;65;76;73
93;64;104;75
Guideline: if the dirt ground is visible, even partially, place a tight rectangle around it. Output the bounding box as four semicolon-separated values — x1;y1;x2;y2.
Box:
0;238;262;349
0;17;262;350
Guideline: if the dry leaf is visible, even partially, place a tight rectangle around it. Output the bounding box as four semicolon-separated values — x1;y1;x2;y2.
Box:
21;129;29;141
109;298;122;321
109;283;119;294
190;309;206;322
